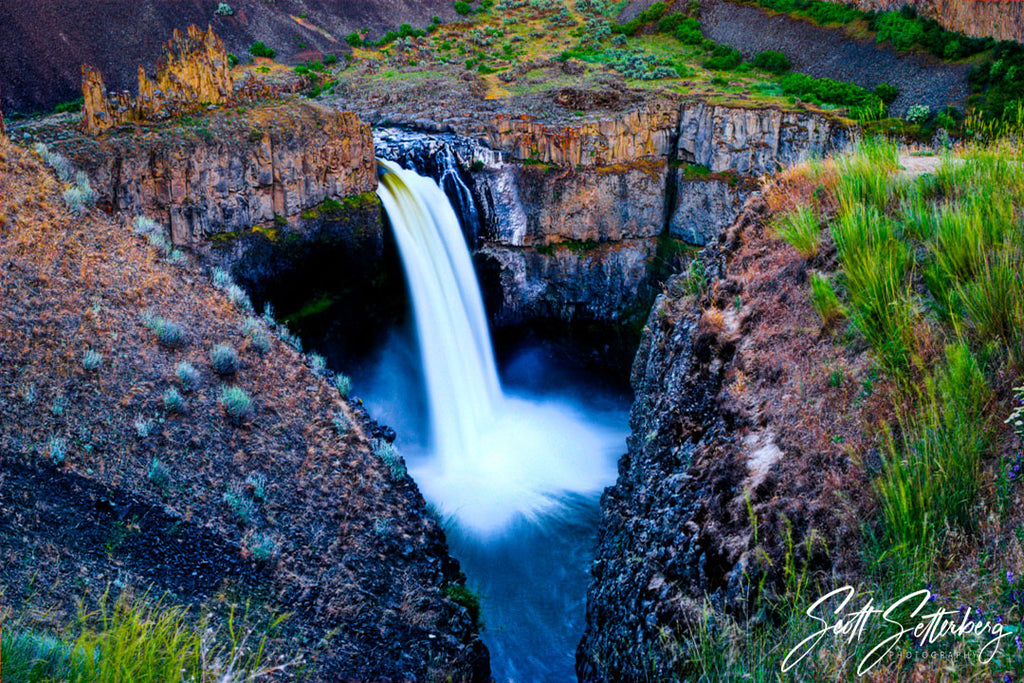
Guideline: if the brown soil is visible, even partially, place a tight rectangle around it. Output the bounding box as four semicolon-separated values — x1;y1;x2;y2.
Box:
0;137;488;680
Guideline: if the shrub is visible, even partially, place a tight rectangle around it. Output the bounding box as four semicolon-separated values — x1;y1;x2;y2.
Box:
146;317;188;348
703;45;742;71
779;72;881;111
227;53;239;67
175;362;201;391
874;82;899;105
773;205;820;258
244;532;279;562
210;344;239;375
249;42;276;59
133;415;155;439
163;387;186;413
147;458;171;488
333;373;352;397
373;438;406;478
215;2;233;15
82;349;103;371
221;386;253;424
345;32;363;47
444;584;482;626
454;1;473;15
751;50;790;74
332;409;350;435
674;18;703;45
47;436;67;465
872;13;924;51
223;483;255;524
905;104;931;124
309;352;327;376
246;472;268;501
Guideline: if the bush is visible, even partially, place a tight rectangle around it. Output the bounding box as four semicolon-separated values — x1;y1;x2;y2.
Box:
146;317;188;349
223;483;255;524
454;1;473;15
215;2;233;16
221;386;253;424
175;362;201;391
147;458;171;488
82;349;103;371
333;373;352;397
47;436;67;465
703;45;742;71
227;53;239;67
309;352;327;376
905;104;931;124
163;387;186;413
373;438;406;478
244;532;279;562
249;42;276;59
872;14;924;51
673;18;703;45
779;72;881;111
345;32;363;47
874;82;899;105
751;50;790;74
210;344;239;375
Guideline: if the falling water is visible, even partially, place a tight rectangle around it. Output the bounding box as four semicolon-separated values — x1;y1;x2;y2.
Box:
376;160;624;536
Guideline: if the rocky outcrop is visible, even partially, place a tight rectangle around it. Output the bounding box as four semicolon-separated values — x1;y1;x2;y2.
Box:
577;198;867;681
669;173;757;245
55;102;376;245
484;101;679;167
839;0;1024;42
677;101;850;176
82;26;286;134
475;161;668;246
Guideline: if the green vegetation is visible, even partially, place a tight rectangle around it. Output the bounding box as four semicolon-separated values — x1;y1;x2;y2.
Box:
175;361;201;391
210;343;239;375
751;50;790;74
773;204;820;258
82;349;103;371
220;386;253;424
444;584;483;625
779;72;882;116
163;387;186;413
0;591;279;682
454;1;474;16
145;315;188;349
249;42;276;59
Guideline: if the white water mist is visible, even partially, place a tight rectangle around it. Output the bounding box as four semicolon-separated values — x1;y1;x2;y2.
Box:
376;160;623;536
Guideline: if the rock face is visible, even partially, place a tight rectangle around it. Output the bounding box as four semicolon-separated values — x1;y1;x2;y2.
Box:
669;173;757;246
577;198;867;680
55;102;376;245
677;101;850;176
484;101;678;167
82;26;284;134
839;0;1024;42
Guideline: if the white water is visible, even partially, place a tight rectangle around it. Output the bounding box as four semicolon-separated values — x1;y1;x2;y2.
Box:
376;160;623;536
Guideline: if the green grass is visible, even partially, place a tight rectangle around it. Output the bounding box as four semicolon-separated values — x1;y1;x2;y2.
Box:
809;271;844;324
773;204;820;258
0;591;282;682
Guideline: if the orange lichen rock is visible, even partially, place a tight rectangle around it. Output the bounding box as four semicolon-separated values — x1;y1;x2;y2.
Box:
82;26;280;135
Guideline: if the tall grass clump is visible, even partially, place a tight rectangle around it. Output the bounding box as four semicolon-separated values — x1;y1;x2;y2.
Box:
0;591;283;682
773;204;820;258
875;343;990;585
809;271;844;324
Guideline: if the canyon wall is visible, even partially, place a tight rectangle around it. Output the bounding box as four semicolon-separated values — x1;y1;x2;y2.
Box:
577;198;865;681
463;99;850;351
839;0;1024;42
52;102;377;245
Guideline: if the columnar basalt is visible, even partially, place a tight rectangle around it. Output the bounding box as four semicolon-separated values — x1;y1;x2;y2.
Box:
55;102;376;245
82;26;284;135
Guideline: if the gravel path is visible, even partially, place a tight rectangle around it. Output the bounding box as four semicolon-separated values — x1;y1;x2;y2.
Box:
699;0;972;115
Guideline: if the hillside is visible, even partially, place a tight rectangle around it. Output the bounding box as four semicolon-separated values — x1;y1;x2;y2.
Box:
0;129;488;680
0;0;456;115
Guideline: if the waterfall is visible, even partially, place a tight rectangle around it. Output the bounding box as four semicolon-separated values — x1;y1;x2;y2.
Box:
376;160;624;536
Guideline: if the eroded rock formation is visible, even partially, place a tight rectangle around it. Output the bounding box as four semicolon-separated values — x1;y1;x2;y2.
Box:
82;26;282;134
56;102;376;244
